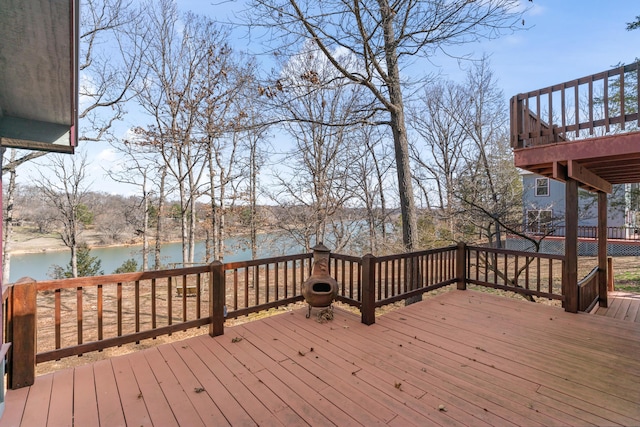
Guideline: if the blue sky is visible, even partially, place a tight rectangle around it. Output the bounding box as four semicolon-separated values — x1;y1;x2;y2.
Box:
17;0;640;194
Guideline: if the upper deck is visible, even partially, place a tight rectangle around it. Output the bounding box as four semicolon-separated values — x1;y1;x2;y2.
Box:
511;62;640;192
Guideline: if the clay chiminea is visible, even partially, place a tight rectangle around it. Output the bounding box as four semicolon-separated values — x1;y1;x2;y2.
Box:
301;243;339;318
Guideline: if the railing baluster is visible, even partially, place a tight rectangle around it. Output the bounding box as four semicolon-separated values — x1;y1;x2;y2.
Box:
588;75;594;135
561;83;566;136
135;280;140;343
265;263;270;304
574;82;580;137
275;261;280;301
166;278;172;333
77;286;83;347
548;259;554;295
293;260;297;296
253;265;260;305
340;260;346;297
244;267;249;309
55;289;61;349
604;75;610;132
525;256;530;290
97;285;102;343
181;275;187;322
637;63;640;127
196;274;201;320
117;282;123;337
619;66;626;130
151;278;156;330
350;260;355;299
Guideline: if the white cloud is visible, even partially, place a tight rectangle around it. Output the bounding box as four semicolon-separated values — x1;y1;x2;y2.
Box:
96;148;118;162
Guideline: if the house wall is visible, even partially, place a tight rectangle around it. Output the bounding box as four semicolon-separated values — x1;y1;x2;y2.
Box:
521;172;626;228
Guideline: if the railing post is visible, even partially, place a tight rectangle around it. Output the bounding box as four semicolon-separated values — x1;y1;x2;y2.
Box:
456;242;467;291
209;261;225;337
9;277;36;389
361;254;376;325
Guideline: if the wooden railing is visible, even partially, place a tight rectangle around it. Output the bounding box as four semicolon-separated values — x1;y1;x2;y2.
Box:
465;246;565;301
578;266;600;312
223;253;312;318
527;224;640;241
3;243;581;389
511;61;640;149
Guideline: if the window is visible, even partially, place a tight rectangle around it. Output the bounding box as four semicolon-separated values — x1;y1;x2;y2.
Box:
535;178;549;196
527;209;553;234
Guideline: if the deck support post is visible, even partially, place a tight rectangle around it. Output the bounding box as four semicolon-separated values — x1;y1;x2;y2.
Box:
209;261;225;337
9;277;37;389
597;191;608;307
456;242;467;290
564;178;579;313
361;254;376;325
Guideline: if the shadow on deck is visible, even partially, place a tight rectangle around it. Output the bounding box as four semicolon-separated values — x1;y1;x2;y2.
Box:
2;290;639;426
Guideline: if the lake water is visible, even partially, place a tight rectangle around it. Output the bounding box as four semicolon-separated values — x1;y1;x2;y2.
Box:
7;234;302;283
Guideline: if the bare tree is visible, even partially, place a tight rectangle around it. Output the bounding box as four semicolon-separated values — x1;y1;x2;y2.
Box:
198;53;256;262
410;81;468;242
107;138;165;270
246;0;525;252
135;0;234;265
265;46;362;252
349;125;395;254
79;0;146;143
34;153;92;278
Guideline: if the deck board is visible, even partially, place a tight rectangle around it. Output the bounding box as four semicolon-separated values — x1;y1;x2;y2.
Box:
594;291;640;324
72;362;100;427
47;368;74;427
2;290;640;427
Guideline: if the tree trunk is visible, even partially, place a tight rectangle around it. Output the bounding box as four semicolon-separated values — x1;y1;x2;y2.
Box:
2;156;16;284
142;185;149;271
154;166;167;270
379;1;418;252
379;1;420;304
250;142;258;259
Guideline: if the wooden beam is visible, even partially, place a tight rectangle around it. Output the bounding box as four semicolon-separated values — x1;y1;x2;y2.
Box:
552;161;567;182
567;160;613;194
514;131;640;166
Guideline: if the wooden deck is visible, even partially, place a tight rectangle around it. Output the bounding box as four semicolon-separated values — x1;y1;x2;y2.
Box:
594;291;640;324
2;290;639;426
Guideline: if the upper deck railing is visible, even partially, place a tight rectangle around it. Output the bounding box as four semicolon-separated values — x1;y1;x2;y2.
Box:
510;61;640;149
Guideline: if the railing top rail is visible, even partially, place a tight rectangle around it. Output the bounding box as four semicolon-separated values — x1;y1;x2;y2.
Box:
224;252;312;270
330;253;362;263
578;265;599;286
35;264;213;291
467;245;566;261
376;245;457;262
